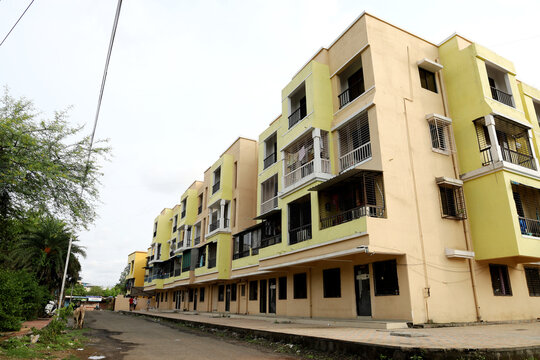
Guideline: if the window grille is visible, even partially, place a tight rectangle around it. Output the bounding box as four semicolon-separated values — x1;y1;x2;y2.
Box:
288;195;312;244
338;111;371;172
261;175;278;204
474;119;492;166
511;184;540;237
524;267;540;296
438;184;466;219
489;264;512;296
284;132;314;173
428;117;453;153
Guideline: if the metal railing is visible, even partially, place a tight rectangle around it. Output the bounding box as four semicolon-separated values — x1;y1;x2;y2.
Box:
212;181;220;194
320;205;385;230
260;196;278;215
480;146;493;166
339;142;372;172
289;224;312;244
233;249;251;260
490;87;513;107
288;105;307;129
284;160;314;187
194;236;200;245
264;152;277;169
209;221;219;232
518;217;540;237
338;81;365;108
501;148;536;170
261;234;281;248
321;158;331;174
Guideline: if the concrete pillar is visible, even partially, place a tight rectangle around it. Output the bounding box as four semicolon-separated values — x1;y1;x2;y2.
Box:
313;128;322;174
219;200;226;229
485;115;502;163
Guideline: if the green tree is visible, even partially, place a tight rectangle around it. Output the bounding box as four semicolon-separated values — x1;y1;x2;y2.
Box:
116;264;130;293
70;283;87;296
11;216;86;293
86;286;104;296
0;90;109;232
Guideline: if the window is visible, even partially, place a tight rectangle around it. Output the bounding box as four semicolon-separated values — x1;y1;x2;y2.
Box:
419;67;437;93
323;268;341;298
153;222;157;237
173;214;178;232
249;280;258;300
525;267;540;296
218;285;224;302
199;287;205;302
198;194;203;214
293;273;307;299
288;195;312;245
181;199;186;218
438;183;466;219
337;110;371;172
338;57;365;108
427;115;452;153
231;284;237;301
188;289;194;302
261;175;278;215
278;276;287;300
234;161;238;188
241;284;246;297
288;83;307;129
263;133;277;169
489;264;512;296
373;260;399;296
486;64;514;107
212;167;221;194
534;101;540;127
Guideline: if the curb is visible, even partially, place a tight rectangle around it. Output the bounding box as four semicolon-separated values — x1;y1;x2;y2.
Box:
119;311;540;360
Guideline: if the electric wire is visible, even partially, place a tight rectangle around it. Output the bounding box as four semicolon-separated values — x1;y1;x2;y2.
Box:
0;0;35;48
58;0;123;308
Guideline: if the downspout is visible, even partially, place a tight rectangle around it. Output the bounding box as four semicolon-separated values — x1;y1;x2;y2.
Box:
404;46;431;323
436;65;482;322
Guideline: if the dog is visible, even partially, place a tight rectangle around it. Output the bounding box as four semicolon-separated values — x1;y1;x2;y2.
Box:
73;305;86;329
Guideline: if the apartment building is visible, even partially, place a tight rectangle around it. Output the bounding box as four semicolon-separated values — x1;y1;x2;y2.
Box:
134;13;540;324
125;251;147;296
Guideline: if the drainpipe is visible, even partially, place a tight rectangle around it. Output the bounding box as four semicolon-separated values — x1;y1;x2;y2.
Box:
437;63;482;322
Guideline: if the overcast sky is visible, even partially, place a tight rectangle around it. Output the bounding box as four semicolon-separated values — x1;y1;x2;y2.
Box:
1;0;539;287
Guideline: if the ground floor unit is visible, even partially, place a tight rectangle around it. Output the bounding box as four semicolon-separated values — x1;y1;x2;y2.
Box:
142;251;540;324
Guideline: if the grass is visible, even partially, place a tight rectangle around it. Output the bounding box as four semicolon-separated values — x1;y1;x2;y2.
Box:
0;320;87;359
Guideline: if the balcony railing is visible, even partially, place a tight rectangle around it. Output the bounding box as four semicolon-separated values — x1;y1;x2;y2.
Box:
264;152;277;169
501;148;536;170
233;249;251;260
284;160;314;187
212;181;220;194
261;196;278;215
288;105;307;129
339;142;372;172
338;81;365;108
194;236;201;245
320;205;385;230
480;146;493;166
209;221;219;232
261;234;281;248
519;217;540;237
289;224;312;244
490;87;513;107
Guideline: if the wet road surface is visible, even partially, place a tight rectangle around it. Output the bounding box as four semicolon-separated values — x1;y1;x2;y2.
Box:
82;311;298;360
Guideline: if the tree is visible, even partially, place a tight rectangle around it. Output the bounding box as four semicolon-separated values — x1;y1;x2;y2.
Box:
116;264;130;291
11;216;86;293
0;90;109;231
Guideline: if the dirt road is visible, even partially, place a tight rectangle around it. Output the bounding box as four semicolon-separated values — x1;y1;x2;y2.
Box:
82;311;298;360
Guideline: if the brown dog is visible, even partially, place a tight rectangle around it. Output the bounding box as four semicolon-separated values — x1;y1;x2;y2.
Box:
73;306;85;329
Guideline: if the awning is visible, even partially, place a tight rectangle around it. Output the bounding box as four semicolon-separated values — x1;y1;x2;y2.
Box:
511;180;540;191
308;168;381;192
232;222;263;237
129;287;154;297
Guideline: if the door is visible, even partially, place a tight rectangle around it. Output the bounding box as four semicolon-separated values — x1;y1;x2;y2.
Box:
259;279;267;313
194;289;198;311
268;278;276;314
354;265;371;316
225;285;231;312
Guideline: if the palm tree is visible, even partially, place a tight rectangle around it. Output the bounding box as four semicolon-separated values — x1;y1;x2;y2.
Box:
12;216;86;293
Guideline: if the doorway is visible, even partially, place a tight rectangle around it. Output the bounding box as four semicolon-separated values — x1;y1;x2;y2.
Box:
259;279;267;313
354;265;371;316
268;278;276;314
225;285;231;312
194;289;198;311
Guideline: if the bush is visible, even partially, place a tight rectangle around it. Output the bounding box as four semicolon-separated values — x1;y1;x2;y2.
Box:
0;269;50;331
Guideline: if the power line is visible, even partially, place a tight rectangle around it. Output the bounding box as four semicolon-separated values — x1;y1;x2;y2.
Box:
0;0;35;48
58;0;123;309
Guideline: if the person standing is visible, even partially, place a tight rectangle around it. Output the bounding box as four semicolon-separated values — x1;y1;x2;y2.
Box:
129;297;134;311
133;297;138;311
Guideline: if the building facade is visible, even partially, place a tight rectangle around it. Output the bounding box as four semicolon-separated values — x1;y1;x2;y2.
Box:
133;13;540;324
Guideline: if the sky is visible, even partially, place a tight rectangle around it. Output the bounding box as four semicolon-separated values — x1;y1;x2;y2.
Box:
1;0;540;287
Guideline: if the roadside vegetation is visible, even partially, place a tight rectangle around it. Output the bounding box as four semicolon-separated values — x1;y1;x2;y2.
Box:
0;89;109;331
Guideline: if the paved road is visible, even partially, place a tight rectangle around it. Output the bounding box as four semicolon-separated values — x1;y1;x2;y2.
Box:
83;311;298;360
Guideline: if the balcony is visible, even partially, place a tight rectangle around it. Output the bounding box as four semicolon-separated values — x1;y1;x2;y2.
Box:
289;224;312;245
212;181;220;194
338;79;365;108
173;268;181;277
288;105;307;129
491;87;513;107
233;249;250;260
194;236;200;245
261;196;278;215
209;220;219;232
285;160;314;188
339;142;371;172
519;217;540;237
320;205;384;229
261;233;281;248
264;152;277;169
501;148;536;170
